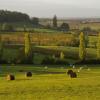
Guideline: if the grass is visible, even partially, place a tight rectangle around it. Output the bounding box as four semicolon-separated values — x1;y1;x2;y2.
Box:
0;65;100;100
2;45;97;64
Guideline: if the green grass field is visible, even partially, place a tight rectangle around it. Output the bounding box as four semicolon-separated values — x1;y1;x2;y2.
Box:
0;65;100;100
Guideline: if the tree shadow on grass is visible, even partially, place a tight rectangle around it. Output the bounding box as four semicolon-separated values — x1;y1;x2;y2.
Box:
17;78;33;81
31;70;66;75
18;69;66;75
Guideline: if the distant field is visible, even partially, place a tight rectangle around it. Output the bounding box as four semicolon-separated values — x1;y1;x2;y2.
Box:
0;32;98;64
0;32;98;47
40;19;100;30
1;33;75;46
0;65;100;100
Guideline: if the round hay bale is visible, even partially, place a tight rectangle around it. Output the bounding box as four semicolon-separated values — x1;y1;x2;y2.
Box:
70;72;77;78
6;74;15;80
26;72;32;77
77;69;80;73
67;70;73;75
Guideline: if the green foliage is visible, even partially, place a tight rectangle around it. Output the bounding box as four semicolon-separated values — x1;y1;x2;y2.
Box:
85;34;89;47
79;32;86;61
42;56;55;64
60;51;64;59
53;15;57;28
97;33;100;60
0;10;30;23
59;23;70;32
2;23;14;32
82;27;98;35
52;54;56;59
31;17;39;25
24;33;33;63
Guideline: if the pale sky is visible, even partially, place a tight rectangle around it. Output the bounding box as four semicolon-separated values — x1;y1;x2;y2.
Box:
0;0;100;18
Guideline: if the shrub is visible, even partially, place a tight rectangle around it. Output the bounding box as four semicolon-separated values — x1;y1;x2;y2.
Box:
42;56;55;65
55;59;68;65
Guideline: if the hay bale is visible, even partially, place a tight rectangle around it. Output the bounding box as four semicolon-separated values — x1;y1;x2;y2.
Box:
77;69;80;73
70;72;77;78
26;72;32;77
67;70;73;75
6;74;15;80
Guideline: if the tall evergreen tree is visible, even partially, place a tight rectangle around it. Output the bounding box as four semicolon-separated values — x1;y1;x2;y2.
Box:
24;33;33;63
97;33;100;60
79;32;86;61
53;15;57;28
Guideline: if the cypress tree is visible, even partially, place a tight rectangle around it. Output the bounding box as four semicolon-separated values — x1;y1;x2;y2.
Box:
24;33;33;63
79;32;86;61
53;15;57;28
97;33;100;60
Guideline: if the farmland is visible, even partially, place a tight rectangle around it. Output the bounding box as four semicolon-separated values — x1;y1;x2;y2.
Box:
0;65;100;100
0;32;98;65
0;32;98;46
0;3;100;100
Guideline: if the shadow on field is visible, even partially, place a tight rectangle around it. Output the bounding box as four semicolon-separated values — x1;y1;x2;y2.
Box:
17;78;33;81
18;69;65;75
33;70;65;75
0;92;10;95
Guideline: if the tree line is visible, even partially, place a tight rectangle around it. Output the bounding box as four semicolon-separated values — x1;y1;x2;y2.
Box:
0;10;30;22
0;10;70;32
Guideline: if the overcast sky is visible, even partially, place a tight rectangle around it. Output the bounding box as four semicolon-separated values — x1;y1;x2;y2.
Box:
0;0;100;18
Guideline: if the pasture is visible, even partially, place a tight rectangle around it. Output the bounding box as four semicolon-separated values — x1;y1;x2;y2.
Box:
0;65;100;100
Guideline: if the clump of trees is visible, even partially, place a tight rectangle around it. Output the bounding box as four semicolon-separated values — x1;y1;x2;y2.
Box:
31;17;39;26
82;27;98;35
0;10;30;23
52;15;70;32
59;23;70;32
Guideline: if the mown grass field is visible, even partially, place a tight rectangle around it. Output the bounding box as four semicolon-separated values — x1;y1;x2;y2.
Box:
0;65;100;100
